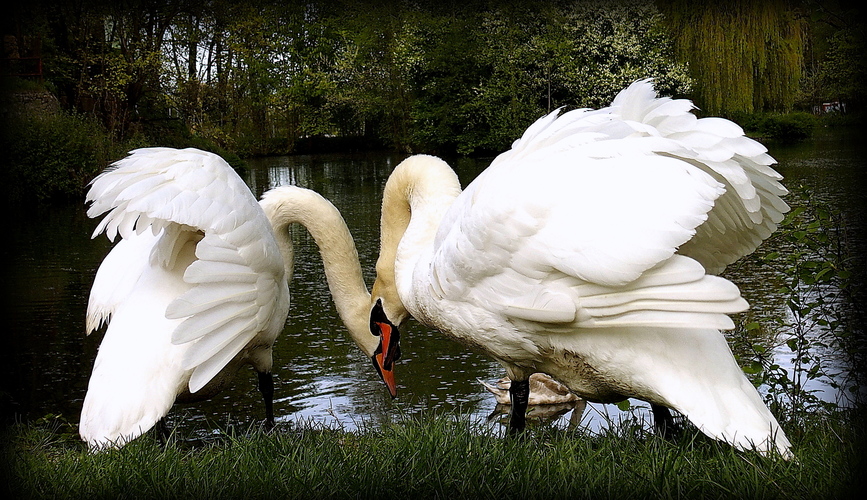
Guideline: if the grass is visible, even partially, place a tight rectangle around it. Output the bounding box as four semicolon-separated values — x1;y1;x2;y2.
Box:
3;408;864;499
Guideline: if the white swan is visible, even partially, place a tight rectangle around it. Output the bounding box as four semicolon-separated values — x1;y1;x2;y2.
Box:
367;80;794;458
80;148;387;449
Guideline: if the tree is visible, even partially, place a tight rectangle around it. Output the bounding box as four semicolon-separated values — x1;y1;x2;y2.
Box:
15;0;698;155
327;0;421;152
798;1;867;111
658;0;807;115
409;0;692;154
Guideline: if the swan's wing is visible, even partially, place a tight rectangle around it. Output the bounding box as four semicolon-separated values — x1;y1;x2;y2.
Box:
86;231;160;333
611;79;788;273
86;148;289;392
431;150;747;332
428;81;789;331
495;79;788;274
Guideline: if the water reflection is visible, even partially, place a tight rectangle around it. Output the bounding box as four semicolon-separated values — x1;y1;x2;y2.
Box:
3;132;862;439
236;153;508;432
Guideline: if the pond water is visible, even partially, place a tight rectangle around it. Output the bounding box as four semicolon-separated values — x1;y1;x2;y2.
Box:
3;129;864;440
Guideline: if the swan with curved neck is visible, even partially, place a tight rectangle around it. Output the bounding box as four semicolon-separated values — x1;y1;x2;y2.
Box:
366;80;793;458
80;148;392;449
259;186;400;394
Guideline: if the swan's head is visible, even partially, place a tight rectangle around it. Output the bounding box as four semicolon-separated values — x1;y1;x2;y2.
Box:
367;153;458;398
369;299;403;398
368;260;410;398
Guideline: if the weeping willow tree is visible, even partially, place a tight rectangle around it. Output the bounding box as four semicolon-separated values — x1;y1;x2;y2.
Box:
658;0;807;115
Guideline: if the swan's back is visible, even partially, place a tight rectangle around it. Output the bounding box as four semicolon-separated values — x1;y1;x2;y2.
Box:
81;148;290;449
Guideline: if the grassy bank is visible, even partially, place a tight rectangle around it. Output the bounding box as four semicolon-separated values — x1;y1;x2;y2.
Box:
3;409;864;499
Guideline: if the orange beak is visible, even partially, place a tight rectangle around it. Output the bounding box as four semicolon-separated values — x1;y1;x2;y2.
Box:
370;299;401;398
373;321;399;398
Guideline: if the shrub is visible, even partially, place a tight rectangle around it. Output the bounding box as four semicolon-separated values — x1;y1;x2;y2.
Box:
760;112;818;141
727;111;818;142
1;111;142;203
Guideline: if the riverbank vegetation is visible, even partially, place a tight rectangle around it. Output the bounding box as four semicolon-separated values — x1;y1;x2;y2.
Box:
4;406;865;499
2;0;865;203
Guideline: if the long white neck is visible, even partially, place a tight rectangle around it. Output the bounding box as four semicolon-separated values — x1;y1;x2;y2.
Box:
259;186;379;357
372;155;462;322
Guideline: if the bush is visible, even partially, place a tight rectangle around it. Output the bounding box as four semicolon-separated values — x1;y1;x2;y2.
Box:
760;112;818;141
0;107;243;204
729;111;818;142
0;111;143;203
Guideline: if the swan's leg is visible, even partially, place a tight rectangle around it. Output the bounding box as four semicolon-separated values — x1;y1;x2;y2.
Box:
155;417;172;444
508;378;530;434
257;371;275;430
651;403;679;440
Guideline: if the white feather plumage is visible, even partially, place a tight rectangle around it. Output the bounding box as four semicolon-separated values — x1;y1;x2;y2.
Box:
81;148;290;449
374;80;793;458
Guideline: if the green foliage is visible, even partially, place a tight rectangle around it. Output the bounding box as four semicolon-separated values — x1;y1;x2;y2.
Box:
759;112;818;142
658;0;807;115
727;111;817;141
30;1;168;139
797;5;867;110
325;1;421;152
0;105;240;203
12;0;863;202
19;0;695;160
407;0;693;154
0;111;140;203
731;185;862;423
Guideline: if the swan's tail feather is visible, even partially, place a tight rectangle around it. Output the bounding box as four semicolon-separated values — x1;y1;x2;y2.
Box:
643;326;794;460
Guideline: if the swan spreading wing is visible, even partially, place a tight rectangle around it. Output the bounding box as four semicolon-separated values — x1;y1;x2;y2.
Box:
86;148;288;392
504;79;789;274
429;80;788;332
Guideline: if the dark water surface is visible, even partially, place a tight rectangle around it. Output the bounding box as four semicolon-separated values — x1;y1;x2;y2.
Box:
3;130;864;439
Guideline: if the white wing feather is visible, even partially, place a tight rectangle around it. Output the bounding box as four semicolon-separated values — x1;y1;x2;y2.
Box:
86;232;160;333
430;79;784;332
86;148;288;393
